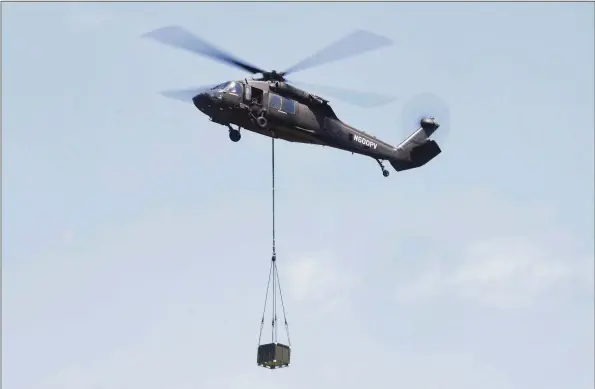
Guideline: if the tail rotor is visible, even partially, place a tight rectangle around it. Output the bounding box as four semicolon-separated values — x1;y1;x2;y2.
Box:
400;93;451;145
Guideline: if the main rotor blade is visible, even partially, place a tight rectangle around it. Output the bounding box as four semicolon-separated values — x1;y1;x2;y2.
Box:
289;81;396;108
282;29;393;76
159;84;216;103
142;26;266;75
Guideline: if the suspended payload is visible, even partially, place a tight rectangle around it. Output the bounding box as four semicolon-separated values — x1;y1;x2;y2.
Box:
257;342;291;369
257;254;291;369
256;138;291;369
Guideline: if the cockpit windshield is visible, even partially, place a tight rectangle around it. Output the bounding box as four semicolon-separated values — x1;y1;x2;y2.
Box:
226;81;243;95
209;81;242;96
210;82;230;90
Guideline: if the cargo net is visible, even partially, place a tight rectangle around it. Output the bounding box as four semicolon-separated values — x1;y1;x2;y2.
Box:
257;138;291;370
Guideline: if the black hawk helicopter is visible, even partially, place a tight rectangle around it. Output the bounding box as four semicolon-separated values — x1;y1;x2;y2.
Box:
143;26;449;177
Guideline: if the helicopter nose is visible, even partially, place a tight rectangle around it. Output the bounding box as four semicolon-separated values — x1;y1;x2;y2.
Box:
192;92;211;111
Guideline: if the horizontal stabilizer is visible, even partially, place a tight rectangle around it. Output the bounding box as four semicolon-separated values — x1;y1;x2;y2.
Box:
389;118;441;172
390;140;441;172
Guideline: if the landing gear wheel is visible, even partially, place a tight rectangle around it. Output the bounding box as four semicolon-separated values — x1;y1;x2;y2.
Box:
375;159;390;178
229;129;241;142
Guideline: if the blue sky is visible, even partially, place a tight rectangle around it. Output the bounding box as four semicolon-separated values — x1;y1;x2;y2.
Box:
2;2;593;389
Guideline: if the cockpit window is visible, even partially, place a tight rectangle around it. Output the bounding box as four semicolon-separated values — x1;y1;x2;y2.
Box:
211;83;227;90
233;83;242;95
209;81;242;95
225;81;242;96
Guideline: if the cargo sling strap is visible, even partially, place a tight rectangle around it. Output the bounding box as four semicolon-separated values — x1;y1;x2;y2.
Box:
258;137;291;349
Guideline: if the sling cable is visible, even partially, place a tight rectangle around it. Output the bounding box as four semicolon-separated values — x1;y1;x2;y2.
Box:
257;137;291;369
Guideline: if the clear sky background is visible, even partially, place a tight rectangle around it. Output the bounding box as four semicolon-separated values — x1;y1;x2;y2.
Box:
2;2;594;389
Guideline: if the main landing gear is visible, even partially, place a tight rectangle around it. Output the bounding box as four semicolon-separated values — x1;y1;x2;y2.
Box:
228;125;241;142
376;159;390;177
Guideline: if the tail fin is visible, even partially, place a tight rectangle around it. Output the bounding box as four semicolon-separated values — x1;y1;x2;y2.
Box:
389;118;442;172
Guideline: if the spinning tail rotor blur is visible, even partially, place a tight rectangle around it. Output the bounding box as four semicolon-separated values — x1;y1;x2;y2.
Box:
400;93;451;145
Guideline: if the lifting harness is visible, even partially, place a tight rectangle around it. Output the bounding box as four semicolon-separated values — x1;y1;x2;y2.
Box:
256;137;291;369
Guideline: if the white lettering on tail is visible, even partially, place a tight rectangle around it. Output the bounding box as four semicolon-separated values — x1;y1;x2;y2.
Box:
353;134;378;149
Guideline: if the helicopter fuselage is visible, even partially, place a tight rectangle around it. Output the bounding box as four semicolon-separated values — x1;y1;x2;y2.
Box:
145;25;444;177
192;79;401;161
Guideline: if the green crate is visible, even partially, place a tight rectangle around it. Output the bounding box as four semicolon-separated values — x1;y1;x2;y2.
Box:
257;343;291;369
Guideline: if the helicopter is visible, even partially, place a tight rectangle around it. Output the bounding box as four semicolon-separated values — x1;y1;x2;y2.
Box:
143;26;448;177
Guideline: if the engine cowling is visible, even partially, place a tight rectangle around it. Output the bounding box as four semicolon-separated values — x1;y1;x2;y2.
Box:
269;82;312;102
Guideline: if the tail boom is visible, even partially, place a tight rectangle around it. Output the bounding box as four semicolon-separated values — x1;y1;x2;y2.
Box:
389;118;442;172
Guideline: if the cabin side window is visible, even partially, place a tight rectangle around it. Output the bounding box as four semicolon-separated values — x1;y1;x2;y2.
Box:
245;85;252;101
281;98;296;114
269;94;282;110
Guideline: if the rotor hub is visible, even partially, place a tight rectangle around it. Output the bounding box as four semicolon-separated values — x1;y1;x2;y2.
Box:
260;70;287;82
